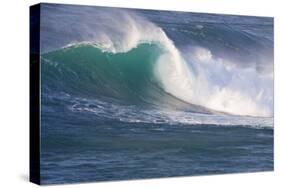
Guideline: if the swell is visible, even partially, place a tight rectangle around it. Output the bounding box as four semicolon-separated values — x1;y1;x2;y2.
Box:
41;43;211;113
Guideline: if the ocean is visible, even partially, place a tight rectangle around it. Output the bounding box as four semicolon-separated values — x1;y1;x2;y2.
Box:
39;4;273;184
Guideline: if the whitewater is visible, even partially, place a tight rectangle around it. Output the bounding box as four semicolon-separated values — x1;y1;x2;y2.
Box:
41;5;273;118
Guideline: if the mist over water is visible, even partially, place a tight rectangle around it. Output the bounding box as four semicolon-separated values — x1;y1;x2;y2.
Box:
41;4;273;117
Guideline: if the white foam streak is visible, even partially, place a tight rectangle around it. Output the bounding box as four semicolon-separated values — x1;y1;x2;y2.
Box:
67;95;273;129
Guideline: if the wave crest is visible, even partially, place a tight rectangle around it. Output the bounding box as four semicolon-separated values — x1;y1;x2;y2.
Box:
41;6;273;117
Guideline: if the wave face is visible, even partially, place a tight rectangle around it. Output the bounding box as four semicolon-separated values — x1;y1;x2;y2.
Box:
42;43;206;112
41;4;273;119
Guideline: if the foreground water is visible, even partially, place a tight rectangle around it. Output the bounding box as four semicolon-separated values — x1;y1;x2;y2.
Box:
40;93;273;184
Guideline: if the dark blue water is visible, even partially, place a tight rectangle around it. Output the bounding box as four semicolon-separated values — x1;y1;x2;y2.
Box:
41;99;273;184
39;4;273;184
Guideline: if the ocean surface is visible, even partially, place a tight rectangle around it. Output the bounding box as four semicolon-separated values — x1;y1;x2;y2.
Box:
39;4;273;184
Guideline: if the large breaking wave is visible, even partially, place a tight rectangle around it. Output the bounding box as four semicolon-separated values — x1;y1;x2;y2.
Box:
41;4;273;118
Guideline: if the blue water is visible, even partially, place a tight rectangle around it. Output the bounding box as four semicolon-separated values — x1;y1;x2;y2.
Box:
39;4;273;184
